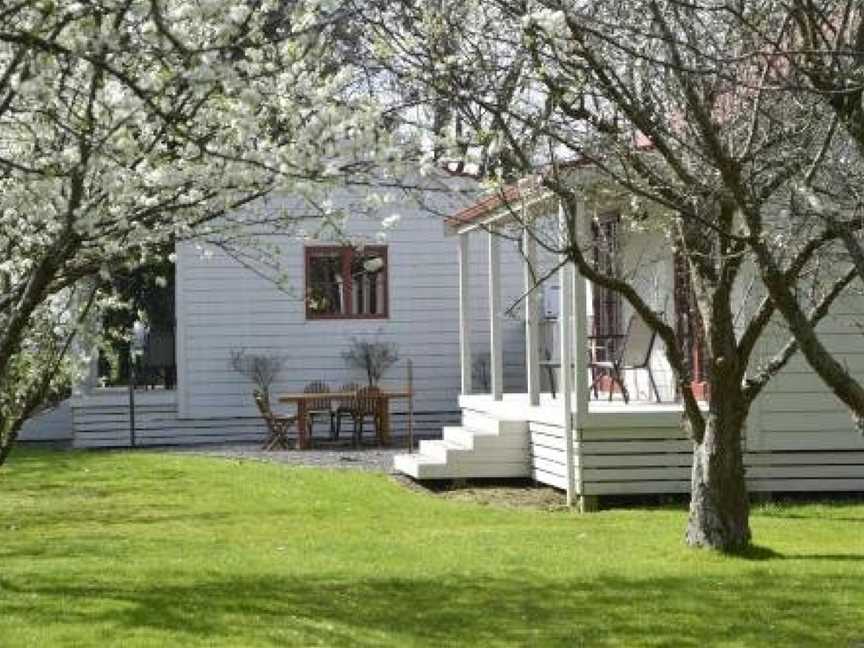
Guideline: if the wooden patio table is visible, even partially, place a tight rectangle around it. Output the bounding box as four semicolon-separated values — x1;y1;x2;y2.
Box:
278;389;412;449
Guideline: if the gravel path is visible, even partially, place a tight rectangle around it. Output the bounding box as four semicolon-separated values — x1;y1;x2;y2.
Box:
171;444;406;472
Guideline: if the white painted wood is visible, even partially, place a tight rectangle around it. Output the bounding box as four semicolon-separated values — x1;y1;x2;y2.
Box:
458;232;473;396
559;202;577;504
488;229;503;400
461;408;530;434
745;451;864;465
580;439;693;454
572;204;590;425
571;202;589;503
747;478;864;492
174;178;528;432
532;468;569;490
174;238;191;418
443;426;528;450
524;227;541;406
19;401;73;442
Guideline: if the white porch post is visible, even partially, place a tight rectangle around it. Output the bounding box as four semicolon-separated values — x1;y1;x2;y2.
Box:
458;232;472;395
523;227;541;406
558;203;576;507
571;217;589;509
488;228;504;401
572;214;589;423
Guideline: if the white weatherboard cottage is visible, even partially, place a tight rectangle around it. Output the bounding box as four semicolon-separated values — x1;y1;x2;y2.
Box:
393;173;864;503
22;173;532;447
20;165;864;503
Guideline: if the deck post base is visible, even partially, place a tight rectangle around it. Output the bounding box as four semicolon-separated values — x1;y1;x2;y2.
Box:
752;491;774;505
578;495;599;512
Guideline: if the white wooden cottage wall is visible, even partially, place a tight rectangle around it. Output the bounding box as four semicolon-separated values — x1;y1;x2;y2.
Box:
755;290;864;452
19;401;73;442
532;218;678;402
176;191;527;423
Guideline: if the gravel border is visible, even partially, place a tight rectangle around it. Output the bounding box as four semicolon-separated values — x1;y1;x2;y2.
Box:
170;443;405;472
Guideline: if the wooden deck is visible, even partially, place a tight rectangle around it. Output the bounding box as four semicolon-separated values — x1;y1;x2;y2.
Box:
395;391;864;496
459;392;690;427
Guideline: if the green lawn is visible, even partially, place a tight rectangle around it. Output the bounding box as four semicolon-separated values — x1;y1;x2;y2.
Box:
1;450;862;647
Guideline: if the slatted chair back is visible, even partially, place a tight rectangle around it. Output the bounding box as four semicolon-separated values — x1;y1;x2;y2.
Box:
617;314;657;369
304;380;332;412
254;389;295;450
354;385;382;416
337;383;361;410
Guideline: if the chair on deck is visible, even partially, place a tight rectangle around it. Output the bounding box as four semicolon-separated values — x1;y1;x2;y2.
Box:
589;314;661;404
254;390;297;451
303;381;335;442
349;385;383;448
334;383;361;441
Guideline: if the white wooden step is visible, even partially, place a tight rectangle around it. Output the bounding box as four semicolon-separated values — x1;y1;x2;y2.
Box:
393;452;530;479
443;426;530;451
418;439;471;462
393;406;532;481
462;409;529;436
442;426;495;449
419;438;528;465
393;453;444;479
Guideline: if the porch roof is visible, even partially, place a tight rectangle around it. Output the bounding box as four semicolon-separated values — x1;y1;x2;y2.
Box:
444;157;600;234
445;143;663;235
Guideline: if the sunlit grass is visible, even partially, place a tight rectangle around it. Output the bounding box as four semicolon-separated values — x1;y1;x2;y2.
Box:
1;449;862;647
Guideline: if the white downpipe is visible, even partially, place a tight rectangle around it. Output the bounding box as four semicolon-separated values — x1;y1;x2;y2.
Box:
572;221;589;507
488;228;504;401
458;233;472;395
559;202;576;507
524;225;541;406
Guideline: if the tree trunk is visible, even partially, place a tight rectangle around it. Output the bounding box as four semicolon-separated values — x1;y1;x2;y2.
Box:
686;398;751;551
0;417;20;467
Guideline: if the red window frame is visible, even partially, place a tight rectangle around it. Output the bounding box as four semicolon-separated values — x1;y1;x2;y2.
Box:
305;245;389;320
591;212;624;359
673;251;710;401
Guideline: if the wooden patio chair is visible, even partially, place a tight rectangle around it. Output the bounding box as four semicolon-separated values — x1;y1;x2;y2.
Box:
588;314;661;404
254;390;297;451
333;382;361;441
349;385;383;448
303;380;335;442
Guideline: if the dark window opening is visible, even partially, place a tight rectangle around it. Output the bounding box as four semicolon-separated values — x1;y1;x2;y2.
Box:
306;246;388;319
98;255;176;390
591;212;623;362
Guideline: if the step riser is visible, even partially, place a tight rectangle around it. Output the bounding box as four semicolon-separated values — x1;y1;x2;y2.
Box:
424;464;529;479
462;409;529;436
394;408;532;481
392;454;421;478
443;427;528;451
413;462;530;480
418;439;455;462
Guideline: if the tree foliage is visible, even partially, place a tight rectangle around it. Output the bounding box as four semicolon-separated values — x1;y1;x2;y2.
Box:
0;0;394;463
342;335;400;386
229;349;287;398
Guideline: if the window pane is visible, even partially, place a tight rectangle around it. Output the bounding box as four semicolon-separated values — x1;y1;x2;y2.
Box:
308;253;344;315
352;250;386;315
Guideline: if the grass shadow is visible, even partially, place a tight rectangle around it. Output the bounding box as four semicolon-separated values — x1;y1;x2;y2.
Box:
1;571;861;646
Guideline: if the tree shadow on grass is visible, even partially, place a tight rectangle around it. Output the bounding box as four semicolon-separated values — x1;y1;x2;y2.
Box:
1;570;861;647
725;545;864;563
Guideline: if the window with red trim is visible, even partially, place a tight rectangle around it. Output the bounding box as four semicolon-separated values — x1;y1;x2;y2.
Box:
305;246;388;319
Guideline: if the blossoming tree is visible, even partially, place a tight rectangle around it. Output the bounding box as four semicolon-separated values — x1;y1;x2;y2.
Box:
0;0;394;464
359;0;864;550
